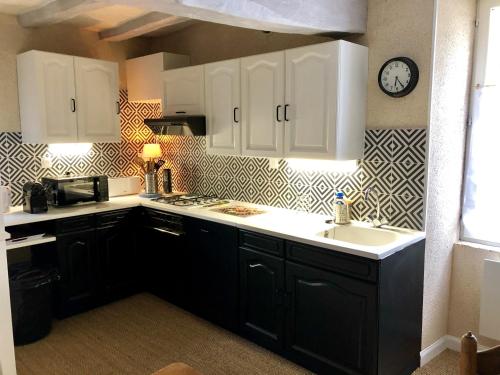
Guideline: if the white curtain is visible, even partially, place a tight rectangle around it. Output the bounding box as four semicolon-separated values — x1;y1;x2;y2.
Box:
462;85;500;244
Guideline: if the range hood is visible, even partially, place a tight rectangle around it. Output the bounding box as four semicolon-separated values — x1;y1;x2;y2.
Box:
144;115;206;136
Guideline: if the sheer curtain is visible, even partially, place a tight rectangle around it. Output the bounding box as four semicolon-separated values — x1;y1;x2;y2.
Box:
462;85;500;244
462;3;500;245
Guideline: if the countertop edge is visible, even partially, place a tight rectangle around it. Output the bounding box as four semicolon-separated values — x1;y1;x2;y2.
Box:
3;197;426;260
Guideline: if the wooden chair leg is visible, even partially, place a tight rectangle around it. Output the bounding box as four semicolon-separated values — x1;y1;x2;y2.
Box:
460;331;478;375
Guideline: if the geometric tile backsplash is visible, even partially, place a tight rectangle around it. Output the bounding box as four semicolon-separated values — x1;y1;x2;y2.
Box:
0;90;427;230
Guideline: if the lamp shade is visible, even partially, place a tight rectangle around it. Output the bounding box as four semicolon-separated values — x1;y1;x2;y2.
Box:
142;143;162;159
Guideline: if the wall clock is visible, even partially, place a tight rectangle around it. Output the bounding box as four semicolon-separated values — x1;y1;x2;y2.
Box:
378;57;419;98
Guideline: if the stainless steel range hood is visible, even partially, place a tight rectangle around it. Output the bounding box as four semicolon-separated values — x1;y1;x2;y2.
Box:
144;115;206;136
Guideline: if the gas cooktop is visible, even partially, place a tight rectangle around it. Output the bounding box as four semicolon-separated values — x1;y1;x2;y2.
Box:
152;194;230;208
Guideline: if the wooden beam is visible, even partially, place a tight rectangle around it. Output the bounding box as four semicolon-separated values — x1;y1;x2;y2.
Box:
99;12;190;41
18;0;106;28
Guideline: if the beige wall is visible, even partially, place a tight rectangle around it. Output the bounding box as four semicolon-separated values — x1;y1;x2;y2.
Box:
345;0;434;129
0;13;151;132
422;0;476;349
448;243;500;347
151;0;435;130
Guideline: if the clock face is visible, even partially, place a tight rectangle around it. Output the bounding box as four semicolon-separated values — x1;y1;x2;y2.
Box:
378;57;419;97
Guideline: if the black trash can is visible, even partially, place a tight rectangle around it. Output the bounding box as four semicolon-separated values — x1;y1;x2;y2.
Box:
9;263;59;345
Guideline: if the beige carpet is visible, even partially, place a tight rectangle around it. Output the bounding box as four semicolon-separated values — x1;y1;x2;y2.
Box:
15;293;459;375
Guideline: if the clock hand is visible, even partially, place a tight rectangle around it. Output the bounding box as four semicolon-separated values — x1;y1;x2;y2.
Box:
396;76;405;89
394;76;398;91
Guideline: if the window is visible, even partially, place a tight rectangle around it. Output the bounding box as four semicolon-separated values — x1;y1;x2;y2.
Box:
462;0;500;245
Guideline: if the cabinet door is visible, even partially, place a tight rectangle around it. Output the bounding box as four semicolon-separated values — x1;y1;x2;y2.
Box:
56;229;98;318
162;65;205;115
241;52;285;157
74;57;120;143
97;223;137;303
240;248;285;352
284;42;339;159
17;51;78;143
286;261;377;375
205;59;241;155
188;218;239;331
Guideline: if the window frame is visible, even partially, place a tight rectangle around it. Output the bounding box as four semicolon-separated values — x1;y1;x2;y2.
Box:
460;0;500;246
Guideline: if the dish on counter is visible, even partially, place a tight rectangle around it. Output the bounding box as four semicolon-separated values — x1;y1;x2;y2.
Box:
210;205;266;217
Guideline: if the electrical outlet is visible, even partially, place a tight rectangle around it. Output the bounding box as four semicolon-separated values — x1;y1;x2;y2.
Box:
268;158;279;170
40;157;52;169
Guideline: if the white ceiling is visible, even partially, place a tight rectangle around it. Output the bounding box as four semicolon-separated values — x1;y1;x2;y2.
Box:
1;0;367;41
0;0;49;14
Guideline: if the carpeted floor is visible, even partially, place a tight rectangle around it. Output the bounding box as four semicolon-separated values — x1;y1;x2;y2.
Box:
15;293;460;375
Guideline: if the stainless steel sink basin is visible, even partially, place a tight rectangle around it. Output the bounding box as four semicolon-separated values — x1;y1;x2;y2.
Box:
318;225;401;247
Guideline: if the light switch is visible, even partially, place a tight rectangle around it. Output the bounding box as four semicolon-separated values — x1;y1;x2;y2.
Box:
268;158;279;170
40;157;52;169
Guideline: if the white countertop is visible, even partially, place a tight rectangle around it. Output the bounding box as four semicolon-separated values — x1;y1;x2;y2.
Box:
3;195;425;260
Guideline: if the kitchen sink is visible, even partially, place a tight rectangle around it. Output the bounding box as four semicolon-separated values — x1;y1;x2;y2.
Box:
318;225;401;247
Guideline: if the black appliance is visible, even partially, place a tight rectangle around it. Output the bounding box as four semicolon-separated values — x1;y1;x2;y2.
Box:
141;209;189;309
23;182;48;214
41;175;109;207
144;115;206;136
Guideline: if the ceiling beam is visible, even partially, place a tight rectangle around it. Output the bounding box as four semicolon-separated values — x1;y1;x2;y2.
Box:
18;0;107;28
99;12;189;41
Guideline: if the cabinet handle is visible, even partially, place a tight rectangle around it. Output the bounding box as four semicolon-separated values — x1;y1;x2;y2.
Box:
116;101;120;115
149;226;184;237
70;98;76;113
175;111;187;114
200;228;209;234
284;104;290;122
233;107;239;123
276;105;282;122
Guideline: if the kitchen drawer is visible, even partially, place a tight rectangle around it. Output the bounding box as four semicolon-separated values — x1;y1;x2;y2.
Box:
96;209;134;227
286;241;378;283
56;215;94;234
239;230;284;257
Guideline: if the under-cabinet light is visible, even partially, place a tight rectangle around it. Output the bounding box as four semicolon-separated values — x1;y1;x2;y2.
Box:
286;159;358;173
48;143;92;156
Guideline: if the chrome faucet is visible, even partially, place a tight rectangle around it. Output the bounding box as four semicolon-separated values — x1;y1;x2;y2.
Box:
364;187;389;228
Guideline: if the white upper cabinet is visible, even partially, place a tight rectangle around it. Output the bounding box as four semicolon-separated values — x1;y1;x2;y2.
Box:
284;41;367;160
162;65;205;116
205;59;241;155
17;51;120;144
126;52;190;103
241;52;285;157
74;57;120;143
201;40;367;160
17;51;78;144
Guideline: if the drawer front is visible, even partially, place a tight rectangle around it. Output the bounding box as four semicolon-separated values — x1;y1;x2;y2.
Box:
239;230;284;257
286;241;378;283
96;208;134;227
56;215;94;234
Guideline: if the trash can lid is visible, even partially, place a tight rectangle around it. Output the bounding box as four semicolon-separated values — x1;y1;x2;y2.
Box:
9;263;58;290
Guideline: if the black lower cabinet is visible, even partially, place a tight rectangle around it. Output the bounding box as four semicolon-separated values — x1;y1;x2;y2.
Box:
56;228;98;318
187;218;239;332
97;223;137;303
285;261;377;375
239;248;285;352
238;231;425;375
55;210;138;318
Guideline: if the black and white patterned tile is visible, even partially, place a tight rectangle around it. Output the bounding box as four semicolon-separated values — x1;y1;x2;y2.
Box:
0;90;427;230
